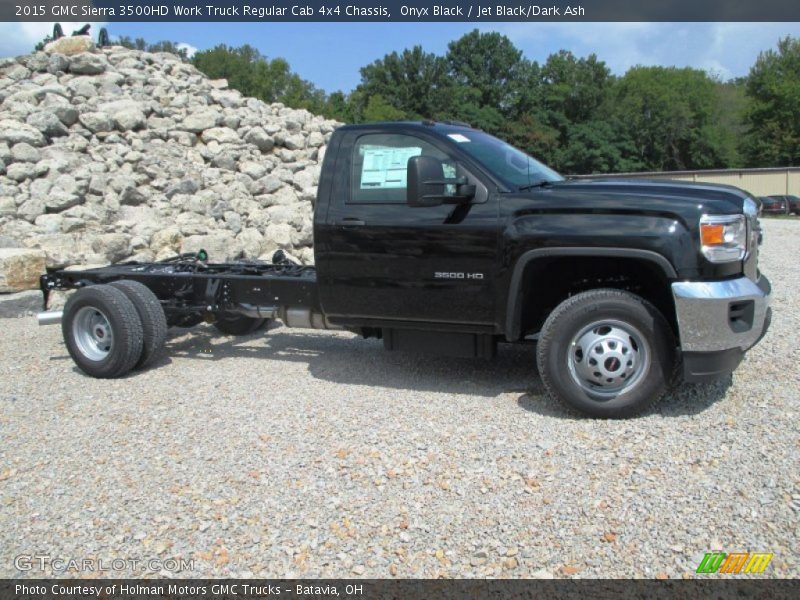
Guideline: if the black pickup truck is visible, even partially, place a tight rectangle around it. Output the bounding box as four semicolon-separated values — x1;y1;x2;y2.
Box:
38;121;771;418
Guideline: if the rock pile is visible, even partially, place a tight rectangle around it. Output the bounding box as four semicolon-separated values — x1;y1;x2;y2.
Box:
0;42;340;292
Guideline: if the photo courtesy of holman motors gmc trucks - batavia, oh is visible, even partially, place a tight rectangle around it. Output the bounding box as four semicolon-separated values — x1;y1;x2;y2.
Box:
37;121;771;418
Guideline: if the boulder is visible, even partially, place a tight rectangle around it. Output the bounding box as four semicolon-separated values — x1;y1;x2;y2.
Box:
113;109;146;132
181;110;221;133
0;197;15;216
201;127;240;145
237;228;264;258
0;248;46;292
6;161;47;182
47;54;70;74
44;191;82;213
26;111;69;137
69;52;107;75
79;111;114;133
119;186;149;206
284;134;306;151
263;223;294;250
10;143;40;163
150;226;182;254
44;36;94;56
0;45;340;274
0;119;46;147
239;160;268;180
308;131;325;147
165;179;200;199
27;234;90;268
17;197;46;222
244;127;275;152
34;214;64;234
92;233;131;263
180;232;243;262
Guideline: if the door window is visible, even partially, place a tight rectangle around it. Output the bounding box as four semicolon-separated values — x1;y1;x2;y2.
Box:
350;133;455;204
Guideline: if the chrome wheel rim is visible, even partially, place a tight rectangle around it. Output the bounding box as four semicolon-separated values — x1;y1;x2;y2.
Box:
567;319;650;399
73;306;113;361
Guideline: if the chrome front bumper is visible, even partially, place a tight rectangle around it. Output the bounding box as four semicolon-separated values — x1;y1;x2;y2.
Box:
671;275;771;353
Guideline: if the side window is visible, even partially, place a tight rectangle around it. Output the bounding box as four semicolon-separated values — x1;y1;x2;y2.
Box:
350;133;455;204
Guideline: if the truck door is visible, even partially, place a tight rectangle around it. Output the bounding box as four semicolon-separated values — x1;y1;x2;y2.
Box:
317;129;499;326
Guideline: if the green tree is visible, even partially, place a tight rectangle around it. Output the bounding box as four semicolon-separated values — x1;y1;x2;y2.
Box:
742;36;800;166
540;50;611;125
114;36;189;59
324;91;355;122
362;94;406;122
191;45;327;113
356;46;453;119
445;29;527;113
556;119;644;174
609;66;731;171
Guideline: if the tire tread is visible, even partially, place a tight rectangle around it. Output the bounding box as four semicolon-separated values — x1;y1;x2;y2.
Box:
109;280;168;369
536;288;676;418
62;285;143;378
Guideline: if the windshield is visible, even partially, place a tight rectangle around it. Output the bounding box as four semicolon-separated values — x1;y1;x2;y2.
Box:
445;130;563;190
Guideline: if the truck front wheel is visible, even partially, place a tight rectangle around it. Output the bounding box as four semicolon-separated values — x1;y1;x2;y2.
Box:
536;289;676;418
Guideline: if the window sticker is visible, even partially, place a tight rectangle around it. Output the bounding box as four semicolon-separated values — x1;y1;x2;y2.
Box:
447;133;471;143
360;145;421;189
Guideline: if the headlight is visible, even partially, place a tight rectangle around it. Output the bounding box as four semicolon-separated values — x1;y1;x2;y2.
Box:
699;214;747;263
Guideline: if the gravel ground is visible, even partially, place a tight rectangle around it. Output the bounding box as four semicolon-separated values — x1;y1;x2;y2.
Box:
1;219;798;579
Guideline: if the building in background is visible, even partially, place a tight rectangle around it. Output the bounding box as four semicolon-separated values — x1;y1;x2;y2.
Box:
577;167;799;198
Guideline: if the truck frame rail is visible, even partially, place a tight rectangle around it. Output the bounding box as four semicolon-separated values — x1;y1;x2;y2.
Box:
39;251;324;328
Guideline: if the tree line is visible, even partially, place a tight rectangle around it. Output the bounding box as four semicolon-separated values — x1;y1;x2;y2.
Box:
115;32;800;174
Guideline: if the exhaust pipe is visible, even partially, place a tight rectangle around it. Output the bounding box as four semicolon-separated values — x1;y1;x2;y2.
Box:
37;310;63;326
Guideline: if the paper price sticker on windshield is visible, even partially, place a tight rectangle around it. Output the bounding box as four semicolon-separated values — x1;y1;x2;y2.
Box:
448;133;471;143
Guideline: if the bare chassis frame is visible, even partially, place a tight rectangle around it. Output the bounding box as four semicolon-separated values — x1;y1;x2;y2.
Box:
39;257;321;327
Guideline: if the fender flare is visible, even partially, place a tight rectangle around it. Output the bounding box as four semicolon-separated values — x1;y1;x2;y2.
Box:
504;247;678;341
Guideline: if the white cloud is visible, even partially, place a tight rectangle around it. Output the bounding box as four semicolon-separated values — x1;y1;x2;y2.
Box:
176;42;198;58
0;21;106;59
491;22;800;78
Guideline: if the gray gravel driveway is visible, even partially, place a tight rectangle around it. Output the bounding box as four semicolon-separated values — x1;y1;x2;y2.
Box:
1;219;798;578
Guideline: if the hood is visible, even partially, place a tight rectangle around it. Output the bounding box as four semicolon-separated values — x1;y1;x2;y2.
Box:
531;178;750;217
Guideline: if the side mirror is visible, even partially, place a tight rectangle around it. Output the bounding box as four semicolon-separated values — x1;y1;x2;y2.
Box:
406;156;476;207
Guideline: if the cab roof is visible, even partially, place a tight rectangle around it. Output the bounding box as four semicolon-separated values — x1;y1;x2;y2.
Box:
337;120;479;135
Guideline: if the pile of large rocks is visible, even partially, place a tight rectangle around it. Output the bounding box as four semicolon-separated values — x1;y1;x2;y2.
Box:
0;39;340;314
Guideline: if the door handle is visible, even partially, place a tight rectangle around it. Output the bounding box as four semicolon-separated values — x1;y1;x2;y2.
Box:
341;217;365;226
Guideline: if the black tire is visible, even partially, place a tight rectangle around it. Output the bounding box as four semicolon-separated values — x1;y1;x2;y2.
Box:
109;280;168;369
62;285;144;378
536;289;676;418
212;312;269;336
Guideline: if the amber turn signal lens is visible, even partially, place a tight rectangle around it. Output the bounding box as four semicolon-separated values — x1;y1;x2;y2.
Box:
700;223;725;245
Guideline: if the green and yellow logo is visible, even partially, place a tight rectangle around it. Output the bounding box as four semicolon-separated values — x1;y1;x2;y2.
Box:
696;552;773;574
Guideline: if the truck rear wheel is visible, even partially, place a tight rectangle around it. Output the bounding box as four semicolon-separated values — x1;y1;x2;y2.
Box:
62;285;144;378
536;289;675;418
109;280;168;369
213;312;269;336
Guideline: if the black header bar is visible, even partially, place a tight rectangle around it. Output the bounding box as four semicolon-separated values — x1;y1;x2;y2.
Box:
4;0;800;22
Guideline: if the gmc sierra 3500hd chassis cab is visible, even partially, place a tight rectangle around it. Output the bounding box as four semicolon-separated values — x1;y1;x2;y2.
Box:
37;122;771;418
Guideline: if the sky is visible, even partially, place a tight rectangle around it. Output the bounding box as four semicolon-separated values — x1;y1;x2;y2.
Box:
3;21;800;92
